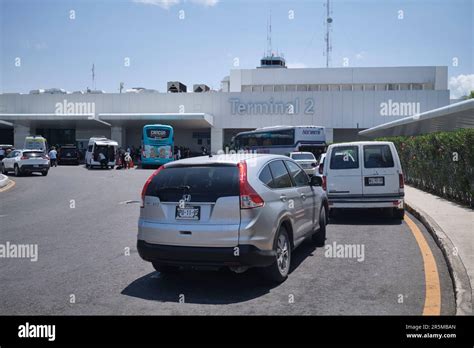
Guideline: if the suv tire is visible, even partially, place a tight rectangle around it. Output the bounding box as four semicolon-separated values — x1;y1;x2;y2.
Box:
42;171;48;176
262;225;291;283
152;262;180;274
312;206;327;246
14;165;21;177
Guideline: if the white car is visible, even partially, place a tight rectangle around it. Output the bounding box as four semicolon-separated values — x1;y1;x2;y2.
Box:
323;141;404;219
288;152;317;176
1;149;50;176
315;153;326;177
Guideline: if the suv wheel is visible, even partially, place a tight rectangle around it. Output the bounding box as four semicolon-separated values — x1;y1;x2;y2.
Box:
262;225;291;283
41;171;48;176
14;165;21;177
312;206;327;246
152;262;180;274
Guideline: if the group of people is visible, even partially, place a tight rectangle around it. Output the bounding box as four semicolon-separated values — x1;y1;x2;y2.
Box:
116;146;143;169
173;146;193;160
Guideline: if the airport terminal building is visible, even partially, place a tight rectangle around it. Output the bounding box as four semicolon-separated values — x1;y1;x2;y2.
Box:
0;60;450;153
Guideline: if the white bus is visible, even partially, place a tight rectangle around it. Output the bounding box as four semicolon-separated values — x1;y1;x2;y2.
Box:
232;126;326;158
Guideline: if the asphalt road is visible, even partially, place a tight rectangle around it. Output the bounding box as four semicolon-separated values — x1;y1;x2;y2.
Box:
0;165;455;315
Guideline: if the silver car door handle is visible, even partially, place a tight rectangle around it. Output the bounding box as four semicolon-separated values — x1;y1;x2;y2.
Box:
300;193;306;200
280;195;287;202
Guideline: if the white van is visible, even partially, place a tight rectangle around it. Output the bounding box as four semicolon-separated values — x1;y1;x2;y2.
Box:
322;141;404;219
24;136;48;154
85;137;118;169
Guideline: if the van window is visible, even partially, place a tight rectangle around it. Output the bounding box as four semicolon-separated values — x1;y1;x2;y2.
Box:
147;165;239;202
268;160;293;188
285;160;309;187
258;164;274;187
364;145;394;168
330;146;359;169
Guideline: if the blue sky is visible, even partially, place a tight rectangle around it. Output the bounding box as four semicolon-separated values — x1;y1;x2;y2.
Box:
1;0;473;96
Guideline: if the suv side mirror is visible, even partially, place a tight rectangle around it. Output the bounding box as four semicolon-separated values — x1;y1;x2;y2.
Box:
310;175;323;186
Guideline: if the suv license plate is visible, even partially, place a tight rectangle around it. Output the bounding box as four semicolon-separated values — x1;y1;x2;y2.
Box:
365;177;384;186
176;206;200;220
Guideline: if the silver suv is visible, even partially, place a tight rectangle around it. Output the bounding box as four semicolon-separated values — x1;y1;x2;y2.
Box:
137;154;328;283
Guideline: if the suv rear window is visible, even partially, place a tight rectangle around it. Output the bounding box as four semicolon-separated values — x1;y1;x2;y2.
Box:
268;160;293;188
330;146;359;169
22;152;43;158
364;145;394;168
147;165;239;202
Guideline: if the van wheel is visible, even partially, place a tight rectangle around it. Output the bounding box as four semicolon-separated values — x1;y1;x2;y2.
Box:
14;165;22;177
262;226;291;283
312;207;327;246
152;262;180;274
394;208;405;220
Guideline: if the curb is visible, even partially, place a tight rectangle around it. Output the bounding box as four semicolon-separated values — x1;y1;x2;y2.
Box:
0;174;9;188
405;201;472;316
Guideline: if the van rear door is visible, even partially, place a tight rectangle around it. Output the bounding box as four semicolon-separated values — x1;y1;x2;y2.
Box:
326;145;362;197
140;165;241;247
362;144;400;196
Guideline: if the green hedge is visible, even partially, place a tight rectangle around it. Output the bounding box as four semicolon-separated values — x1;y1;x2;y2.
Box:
377;129;474;207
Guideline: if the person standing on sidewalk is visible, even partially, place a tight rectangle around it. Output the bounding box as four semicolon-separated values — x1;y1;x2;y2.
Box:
48;147;58;167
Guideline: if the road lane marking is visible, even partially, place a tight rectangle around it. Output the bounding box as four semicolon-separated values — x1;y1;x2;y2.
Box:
0;179;15;192
404;215;441;315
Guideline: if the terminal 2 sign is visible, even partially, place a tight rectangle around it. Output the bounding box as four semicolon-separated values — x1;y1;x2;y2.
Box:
229;97;315;116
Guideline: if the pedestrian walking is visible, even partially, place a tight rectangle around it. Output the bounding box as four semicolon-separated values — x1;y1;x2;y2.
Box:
48;147;58;167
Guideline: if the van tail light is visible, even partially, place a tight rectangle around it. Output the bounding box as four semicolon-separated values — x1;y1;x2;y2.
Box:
238;161;264;209
399;173;404;189
322;175;327;191
141;165;165;208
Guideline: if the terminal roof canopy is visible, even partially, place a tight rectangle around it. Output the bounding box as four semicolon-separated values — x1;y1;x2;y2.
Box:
359;99;474;138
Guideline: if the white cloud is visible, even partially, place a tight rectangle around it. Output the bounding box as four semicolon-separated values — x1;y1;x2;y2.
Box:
189;0;219;6
449;74;474;99
132;0;218;9
132;0;179;9
287;62;308;69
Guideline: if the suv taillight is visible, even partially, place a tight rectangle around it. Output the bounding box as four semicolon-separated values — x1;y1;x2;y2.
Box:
238;161;264;209
399;173;404;189
141;165;165;208
20;156;27;160
322;175;327;191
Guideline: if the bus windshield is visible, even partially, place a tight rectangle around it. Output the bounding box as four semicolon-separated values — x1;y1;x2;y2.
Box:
141;125;174;167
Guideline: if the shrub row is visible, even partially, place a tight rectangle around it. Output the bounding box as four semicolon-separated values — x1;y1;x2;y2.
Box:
377;128;474;207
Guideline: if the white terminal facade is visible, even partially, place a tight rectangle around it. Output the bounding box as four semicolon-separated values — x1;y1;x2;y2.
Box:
0;61;449;152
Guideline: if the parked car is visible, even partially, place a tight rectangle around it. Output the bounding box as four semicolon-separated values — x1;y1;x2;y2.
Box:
288;152;317;176
137;154;328;283
58;145;80;165
1;149;50;176
315;153;326;177
323;141;404;219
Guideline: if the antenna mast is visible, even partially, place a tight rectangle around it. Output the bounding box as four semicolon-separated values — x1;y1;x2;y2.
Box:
324;0;333;68
91;63;96;90
266;11;272;57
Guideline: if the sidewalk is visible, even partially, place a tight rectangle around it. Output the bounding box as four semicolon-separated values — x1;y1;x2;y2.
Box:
404;185;473;315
